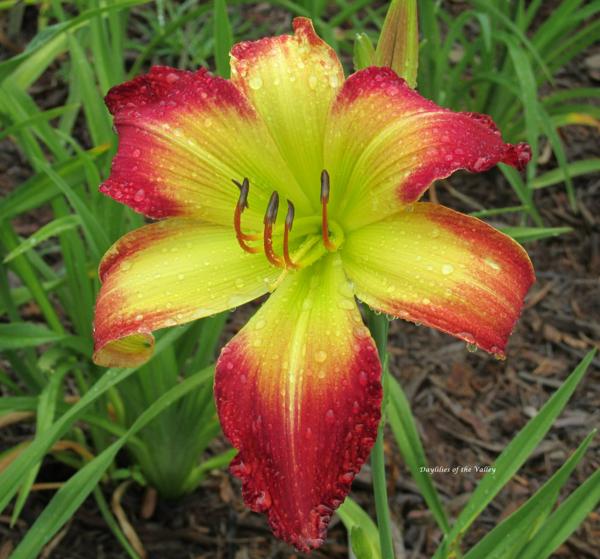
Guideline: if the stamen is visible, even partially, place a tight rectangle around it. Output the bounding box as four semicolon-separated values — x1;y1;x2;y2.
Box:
264;191;284;267
233;178;260;253
283;200;299;269
320;169;336;251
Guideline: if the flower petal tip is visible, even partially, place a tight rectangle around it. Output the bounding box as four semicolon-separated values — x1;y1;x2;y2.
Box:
92;332;155;368
215;258;382;551
216;332;382;552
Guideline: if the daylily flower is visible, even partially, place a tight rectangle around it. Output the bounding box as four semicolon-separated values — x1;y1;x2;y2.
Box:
93;18;534;551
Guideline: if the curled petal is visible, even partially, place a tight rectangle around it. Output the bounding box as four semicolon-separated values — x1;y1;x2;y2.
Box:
93;220;278;367
325;67;531;230
230;18;345;205
215;255;382;551
342;203;535;356
102;66;308;225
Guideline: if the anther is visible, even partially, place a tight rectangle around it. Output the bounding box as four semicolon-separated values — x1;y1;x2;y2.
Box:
233;178;260;253
283;200;299;269
320;169;336;251
264;191;284;267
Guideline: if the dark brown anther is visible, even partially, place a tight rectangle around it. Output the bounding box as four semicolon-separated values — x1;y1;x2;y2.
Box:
232;178;250;209
265;191;280;225
320;169;330;203
264;191;284;267
233;177;260;253
320;169;335;251
283;200;299;269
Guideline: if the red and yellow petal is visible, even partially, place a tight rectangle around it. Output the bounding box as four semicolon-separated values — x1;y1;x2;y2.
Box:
93;219;279;367
230;18;344;205
341;203;535;356
102;66;309;225
215;255;382;551
325;67;531;230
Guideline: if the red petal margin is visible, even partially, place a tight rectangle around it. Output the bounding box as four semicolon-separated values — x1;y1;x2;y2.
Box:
215;256;382;551
100;66;303;224
342;203;535;357
326;67;531;228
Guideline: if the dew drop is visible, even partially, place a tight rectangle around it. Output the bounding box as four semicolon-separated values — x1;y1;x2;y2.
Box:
255;319;266;330
315;350;327;363
132;148;141;158
485;258;501;271
358;370;368;386
235;278;245;289
254;490;272;510
135;314;143;321
249;76;263;90
329;74;339;88
308;75;318;89
441;264;454;275
459;332;476;344
133;189;145;202
325;409;335;423
338;298;354;310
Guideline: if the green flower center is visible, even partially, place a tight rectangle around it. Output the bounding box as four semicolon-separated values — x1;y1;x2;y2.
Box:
233;170;345;271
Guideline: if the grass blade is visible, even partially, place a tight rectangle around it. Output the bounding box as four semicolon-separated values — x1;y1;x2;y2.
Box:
434;349;595;558
0;327;187;514
0;323;66;350
213;0;233;78
3;215;81;263
388;376;450;535
464;430;596;559
10;366;214;559
518;467;600;559
500;226;572;243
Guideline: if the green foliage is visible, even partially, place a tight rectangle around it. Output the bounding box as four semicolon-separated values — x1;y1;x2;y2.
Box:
0;2;233;552
417;0;600;215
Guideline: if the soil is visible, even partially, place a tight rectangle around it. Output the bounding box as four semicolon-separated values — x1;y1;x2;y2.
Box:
1;3;599;559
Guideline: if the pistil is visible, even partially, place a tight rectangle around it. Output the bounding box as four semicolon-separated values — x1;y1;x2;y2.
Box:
283;200;299;269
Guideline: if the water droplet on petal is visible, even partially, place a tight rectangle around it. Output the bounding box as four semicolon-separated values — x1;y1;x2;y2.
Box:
315;350;327;363
255;319;266;330
249;76;263;90
485;258;501;271
441;264;454;275
325;409;335;423
308;75;318;89
358;370;368;386
133;189;145;202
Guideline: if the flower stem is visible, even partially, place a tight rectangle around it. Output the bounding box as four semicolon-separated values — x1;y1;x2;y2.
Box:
366;309;395;559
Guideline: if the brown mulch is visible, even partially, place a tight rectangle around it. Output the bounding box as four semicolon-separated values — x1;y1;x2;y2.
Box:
1;3;599;559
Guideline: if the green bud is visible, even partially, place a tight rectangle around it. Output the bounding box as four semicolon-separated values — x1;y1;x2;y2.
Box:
376;0;419;87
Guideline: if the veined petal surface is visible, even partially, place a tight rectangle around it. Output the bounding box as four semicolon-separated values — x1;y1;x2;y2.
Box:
325;67;531;230
93;220;279;367
342;203;535;356
102;66;309;226
230;18;345;207
215;255;382;551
